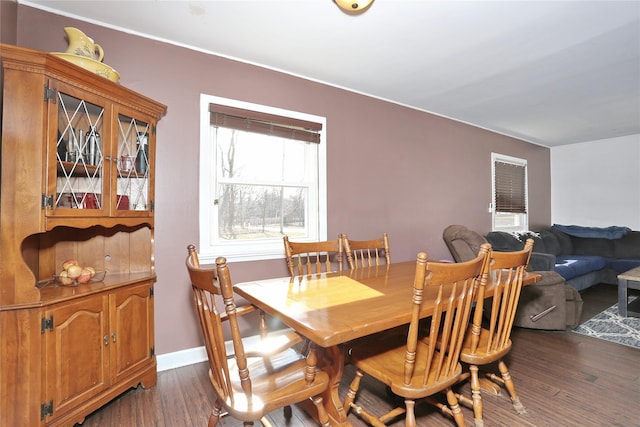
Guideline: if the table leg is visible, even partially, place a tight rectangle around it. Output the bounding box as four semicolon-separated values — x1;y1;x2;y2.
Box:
319;345;351;427
618;277;628;317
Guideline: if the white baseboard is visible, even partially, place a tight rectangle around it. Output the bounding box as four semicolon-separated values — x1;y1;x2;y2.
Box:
157;346;207;372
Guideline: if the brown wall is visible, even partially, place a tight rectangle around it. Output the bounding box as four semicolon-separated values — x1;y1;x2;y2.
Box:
0;0;17;45
14;5;551;355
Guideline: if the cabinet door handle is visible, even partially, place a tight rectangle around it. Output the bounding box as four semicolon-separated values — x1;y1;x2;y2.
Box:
112;332;117;343
104;156;117;163
104;335;109;346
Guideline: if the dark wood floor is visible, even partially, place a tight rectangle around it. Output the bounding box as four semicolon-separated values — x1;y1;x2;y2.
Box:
80;284;640;427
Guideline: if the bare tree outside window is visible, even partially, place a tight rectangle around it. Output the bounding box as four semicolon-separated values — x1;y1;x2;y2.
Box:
215;128;309;240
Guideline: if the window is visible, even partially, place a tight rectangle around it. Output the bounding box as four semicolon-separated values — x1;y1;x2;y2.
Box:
199;94;327;263
491;153;528;232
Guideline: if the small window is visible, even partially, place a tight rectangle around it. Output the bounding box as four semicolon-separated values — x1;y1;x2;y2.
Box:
199;95;327;263
491;153;528;232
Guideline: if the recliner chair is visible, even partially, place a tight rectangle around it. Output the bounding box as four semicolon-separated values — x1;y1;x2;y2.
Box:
443;225;583;330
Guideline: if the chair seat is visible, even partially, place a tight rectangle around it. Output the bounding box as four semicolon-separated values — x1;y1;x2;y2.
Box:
350;334;463;399
460;328;512;365
221;347;330;416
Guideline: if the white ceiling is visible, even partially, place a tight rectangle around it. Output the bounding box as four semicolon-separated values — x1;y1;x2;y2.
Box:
23;0;640;147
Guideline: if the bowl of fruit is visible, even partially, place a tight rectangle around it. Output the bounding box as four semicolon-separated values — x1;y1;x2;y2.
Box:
54;259;106;286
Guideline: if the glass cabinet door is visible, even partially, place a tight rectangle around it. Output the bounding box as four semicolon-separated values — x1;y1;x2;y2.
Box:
46;82;156;218
115;111;153;213
52;87;106;214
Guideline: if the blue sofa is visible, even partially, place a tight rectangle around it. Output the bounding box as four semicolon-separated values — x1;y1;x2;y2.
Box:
485;225;640;292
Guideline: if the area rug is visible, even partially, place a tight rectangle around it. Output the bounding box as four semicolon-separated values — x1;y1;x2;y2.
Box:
572;297;640;349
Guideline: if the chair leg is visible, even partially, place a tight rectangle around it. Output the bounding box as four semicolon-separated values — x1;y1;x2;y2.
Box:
350;404;388;427
497;360;526;414
469;365;484;427
311;395;332;427
445;388;466;427
345;370;403;427
208;400;223;427
343;369;364;415
405;399;416;427
428;389;467;427
283;405;292;420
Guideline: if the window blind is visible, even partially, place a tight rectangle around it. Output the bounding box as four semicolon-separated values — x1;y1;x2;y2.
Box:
494;160;527;213
209;104;322;143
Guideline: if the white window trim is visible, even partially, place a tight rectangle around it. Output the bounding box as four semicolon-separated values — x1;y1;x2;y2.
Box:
199;94;327;263
491;152;529;232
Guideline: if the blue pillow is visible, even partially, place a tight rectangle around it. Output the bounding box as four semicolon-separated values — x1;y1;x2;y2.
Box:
552;224;631;240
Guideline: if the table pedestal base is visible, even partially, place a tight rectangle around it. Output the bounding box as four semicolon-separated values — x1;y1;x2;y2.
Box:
300;345;351;427
479;378;502;396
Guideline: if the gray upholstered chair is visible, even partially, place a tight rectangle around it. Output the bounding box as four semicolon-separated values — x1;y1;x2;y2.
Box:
443;225;583;330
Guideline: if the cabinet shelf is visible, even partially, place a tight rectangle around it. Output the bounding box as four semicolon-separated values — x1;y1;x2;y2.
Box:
56;161;147;178
117;170;148;179
57;160;101;177
36;271;156;304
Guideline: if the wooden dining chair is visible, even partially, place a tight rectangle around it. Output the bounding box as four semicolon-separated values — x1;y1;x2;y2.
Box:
185;245;331;427
283;235;345;277
186;245;304;354
342;232;391;269
454;239;534;427
343;244;492;427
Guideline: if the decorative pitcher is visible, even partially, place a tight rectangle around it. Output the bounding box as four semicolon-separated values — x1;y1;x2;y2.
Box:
63;27;104;62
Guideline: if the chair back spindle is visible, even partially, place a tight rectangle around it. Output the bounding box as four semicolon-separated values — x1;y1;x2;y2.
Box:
343;233;391;269
283;236;345;277
469;238;533;356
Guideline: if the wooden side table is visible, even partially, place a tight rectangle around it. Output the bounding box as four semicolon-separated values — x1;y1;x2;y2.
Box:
617;266;640;317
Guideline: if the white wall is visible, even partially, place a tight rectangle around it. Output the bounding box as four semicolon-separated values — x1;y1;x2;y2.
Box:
551;134;640;230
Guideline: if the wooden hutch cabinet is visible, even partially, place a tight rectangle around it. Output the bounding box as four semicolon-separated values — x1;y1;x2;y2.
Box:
0;44;166;426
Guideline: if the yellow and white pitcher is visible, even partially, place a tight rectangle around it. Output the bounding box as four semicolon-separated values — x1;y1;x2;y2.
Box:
63;27;104;62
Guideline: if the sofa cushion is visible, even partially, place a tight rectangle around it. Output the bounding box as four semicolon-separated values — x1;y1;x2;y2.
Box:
514;231;546;253
570;236;615;257
547;228;573;255
442;225;489;262
538;230;562;255
448;238;481;263
554;255;608;280
529;252;557;271
607;258;640;274
486;230;549;254
485;231;522;252
530;270;566;286
614;231;640;259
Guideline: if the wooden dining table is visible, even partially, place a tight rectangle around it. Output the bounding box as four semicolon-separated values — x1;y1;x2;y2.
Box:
234;261;540;426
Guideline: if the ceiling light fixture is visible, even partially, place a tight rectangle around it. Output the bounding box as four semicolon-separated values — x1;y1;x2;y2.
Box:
334;0;374;13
